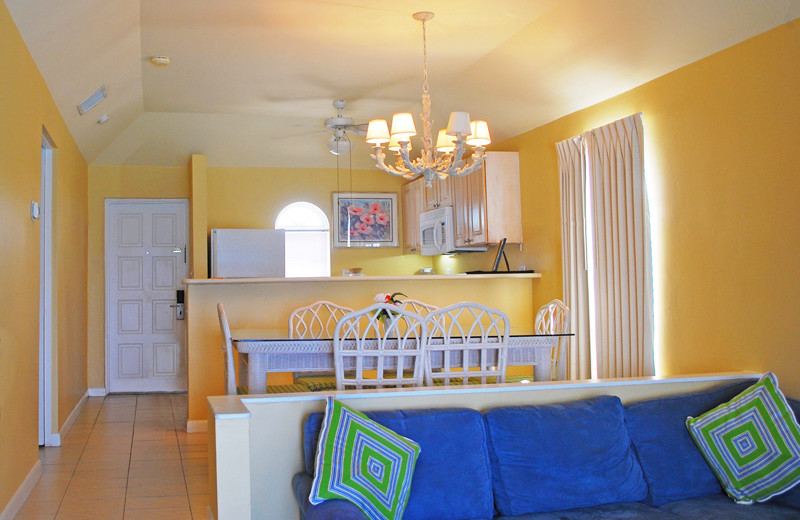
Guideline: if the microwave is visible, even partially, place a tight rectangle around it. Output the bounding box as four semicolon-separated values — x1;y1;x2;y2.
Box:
419;207;487;256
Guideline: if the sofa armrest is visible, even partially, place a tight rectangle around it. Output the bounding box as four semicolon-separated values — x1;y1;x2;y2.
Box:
292;472;367;520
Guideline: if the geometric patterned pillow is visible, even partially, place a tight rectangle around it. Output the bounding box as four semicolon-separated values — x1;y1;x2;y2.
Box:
309;397;420;520
686;372;800;504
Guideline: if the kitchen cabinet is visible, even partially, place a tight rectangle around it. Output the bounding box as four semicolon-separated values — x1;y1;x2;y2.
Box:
452;151;522;246
422;175;454;211
401;180;424;254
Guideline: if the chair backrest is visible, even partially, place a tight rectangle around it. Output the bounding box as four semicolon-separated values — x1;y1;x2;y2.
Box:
399;299;438;317
217;303;237;395
535;299;570;334
422;302;510;386
535;299;571;380
333;303;426;390
289;300;353;339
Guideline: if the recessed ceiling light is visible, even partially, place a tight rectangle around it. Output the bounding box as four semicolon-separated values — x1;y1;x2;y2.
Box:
97;114;110;125
149;56;170;66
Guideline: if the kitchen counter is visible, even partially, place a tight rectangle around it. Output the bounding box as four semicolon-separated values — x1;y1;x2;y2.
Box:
183;272;541;285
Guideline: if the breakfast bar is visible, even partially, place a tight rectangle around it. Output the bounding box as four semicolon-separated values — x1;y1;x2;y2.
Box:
184;272;542;429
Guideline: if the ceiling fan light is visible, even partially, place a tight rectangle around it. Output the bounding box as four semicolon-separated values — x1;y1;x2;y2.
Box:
445;111;471;136
466;120;491;146
390;113;416;140
327;136;352;155
435;129;456;152
366;119;391;144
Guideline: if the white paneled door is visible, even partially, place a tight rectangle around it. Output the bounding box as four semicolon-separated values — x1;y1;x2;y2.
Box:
106;199;188;393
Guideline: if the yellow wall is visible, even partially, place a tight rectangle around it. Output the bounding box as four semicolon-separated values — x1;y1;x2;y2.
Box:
494;19;800;397
206;165;429;277
0;1;88;512
86;164;190;388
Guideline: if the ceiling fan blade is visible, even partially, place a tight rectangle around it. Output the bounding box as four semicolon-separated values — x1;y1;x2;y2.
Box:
346;123;368;136
271;129;328;141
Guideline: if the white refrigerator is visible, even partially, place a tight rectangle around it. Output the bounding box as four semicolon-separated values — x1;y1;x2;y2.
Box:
210;228;286;278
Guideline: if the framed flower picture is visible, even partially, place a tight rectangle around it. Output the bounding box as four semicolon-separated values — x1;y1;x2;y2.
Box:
332;192;398;248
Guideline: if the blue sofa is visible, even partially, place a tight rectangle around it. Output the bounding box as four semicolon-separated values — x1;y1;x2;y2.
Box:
293;381;800;519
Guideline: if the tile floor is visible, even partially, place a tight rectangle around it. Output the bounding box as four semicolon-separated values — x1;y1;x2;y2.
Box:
14;394;209;520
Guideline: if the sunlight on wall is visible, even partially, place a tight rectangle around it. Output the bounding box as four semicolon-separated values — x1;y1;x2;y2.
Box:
643;115;663;376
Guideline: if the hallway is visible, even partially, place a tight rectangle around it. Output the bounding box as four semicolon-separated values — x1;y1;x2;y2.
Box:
14;394;209;519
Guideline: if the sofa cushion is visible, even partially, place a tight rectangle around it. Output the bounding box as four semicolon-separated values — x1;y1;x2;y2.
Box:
309;397;420;520
686;373;800;504
772;398;800;510
658;493;800;519
494;502;677;519
303;405;494;520
624;379;754;505
485;395;648;516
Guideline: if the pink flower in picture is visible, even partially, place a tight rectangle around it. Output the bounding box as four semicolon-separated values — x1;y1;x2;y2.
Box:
354;220;372;234
369;202;383;215
376;212;389;226
348;206;365;216
361;214;375;226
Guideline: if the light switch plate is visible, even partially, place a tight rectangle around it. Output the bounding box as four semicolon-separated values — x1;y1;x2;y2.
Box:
30;201;40;221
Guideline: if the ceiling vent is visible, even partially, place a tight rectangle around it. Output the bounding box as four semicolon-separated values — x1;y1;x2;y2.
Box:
77;86;108;115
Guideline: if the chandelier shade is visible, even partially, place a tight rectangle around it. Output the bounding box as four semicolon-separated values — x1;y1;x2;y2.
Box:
368;12;491;188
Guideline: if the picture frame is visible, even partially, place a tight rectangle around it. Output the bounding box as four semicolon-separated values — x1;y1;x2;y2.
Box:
332;192;399;248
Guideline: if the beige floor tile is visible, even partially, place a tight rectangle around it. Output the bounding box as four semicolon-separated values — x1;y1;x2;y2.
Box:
55;510;123;520
12;513;56;520
128;461;184;480
126;477;188;498
62;479;126;501
14;499;60;516
123;506;192;520
181;459;209;477
70;466;129;481
25;479;70;502
74;459;129;474
57;496;124;514
130;445;180;461
124;494;190;510
189;494;211;519
38;464;75;483
184;474;208;496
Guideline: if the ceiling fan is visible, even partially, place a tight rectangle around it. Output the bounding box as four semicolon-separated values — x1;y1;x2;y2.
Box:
322;99;367;155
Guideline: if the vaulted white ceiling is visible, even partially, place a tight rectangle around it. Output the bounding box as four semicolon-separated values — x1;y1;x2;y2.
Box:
6;0;800;169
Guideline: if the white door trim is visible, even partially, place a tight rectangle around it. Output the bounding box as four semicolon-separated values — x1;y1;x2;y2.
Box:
39;131;57;446
104;198;189;393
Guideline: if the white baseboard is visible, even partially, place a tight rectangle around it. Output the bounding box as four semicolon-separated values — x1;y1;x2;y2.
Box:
88;387;107;397
0;460;42;520
49;390;89;447
187;420;208;433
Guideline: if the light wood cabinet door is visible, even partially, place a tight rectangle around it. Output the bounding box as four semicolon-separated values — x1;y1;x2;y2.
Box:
422;175;454;211
401;180;423;254
452;151;522;246
453;171;487;247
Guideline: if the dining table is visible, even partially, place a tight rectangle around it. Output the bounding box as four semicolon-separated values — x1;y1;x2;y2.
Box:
230;328;570;394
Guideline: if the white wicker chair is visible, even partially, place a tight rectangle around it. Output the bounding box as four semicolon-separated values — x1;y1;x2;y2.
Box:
217;303;240;395
422;302;510;386
398;299;438;317
288;300;354;339
333;303;426;390
535;299;571;380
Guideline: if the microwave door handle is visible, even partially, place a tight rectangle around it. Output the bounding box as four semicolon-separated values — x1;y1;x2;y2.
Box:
437;221;448;254
433;221;443;253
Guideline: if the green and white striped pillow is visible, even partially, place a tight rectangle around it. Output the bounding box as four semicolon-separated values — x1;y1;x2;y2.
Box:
686;372;800;503
309;397;420;520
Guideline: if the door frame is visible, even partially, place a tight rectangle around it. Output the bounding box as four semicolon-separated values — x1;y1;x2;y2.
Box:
104;198;190;393
39;130;56;445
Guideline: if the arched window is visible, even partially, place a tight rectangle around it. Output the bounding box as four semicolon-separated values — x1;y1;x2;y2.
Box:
275;202;330;277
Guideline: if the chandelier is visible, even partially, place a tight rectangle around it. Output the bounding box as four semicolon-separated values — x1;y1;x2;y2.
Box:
366;12;491;188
